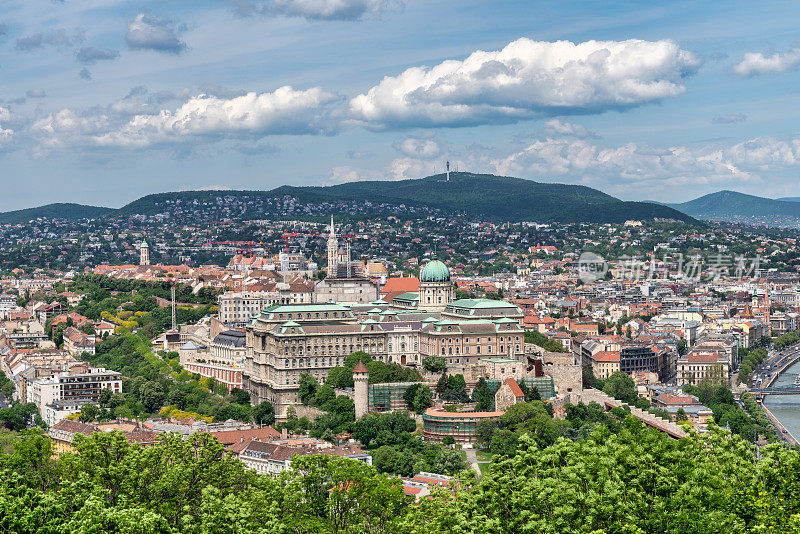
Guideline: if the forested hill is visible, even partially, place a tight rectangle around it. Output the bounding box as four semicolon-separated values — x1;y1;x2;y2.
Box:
0;203;113;224
115;172;694;224
668;190;800;219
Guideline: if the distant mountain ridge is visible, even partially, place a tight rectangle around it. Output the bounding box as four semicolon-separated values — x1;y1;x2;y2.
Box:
0;203;113;224
115;172;695;224
667;190;800;221
2;173;695;225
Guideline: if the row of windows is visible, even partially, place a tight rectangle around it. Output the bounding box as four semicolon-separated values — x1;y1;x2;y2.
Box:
284;343;384;356
283;357;343;368
437;336;520;344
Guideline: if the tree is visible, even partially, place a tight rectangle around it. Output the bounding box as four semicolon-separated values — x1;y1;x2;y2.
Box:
372;445;400;473
475;419;498;448
603;372;638;404
98;387;114;407
314;383;336;408
431;448;467;476
298;372;318;405
403;383;433;413
1;381;15;398
490;428;519;456
0;402;38;431
138;381;166;413
436;372;449;396
78;403;100;422
675;408;688;422
252;401;275;426
440;374;468;402
442;436;455;447
229;388;251;406
471;377;494;411
422;356;446;373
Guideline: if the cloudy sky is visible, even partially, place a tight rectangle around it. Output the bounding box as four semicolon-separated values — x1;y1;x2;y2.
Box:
2;0;800;210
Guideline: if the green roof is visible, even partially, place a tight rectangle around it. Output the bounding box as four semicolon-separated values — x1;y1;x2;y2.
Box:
420;260;450;282
479;357;520;364
448;298;519;309
262;303;351;314
392;292;419;301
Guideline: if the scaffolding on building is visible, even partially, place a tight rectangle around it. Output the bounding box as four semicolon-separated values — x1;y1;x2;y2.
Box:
368;382;421;412
485;375;555;399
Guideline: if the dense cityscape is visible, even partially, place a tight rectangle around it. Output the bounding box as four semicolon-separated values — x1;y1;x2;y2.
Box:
5;0;800;531
0;202;800;531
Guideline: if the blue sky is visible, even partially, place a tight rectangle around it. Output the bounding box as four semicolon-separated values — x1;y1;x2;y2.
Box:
2;0;800;210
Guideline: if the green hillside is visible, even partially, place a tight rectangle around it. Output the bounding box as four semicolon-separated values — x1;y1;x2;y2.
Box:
668;190;800;219
0;203;113;224
116;172;694;224
274;172;693;223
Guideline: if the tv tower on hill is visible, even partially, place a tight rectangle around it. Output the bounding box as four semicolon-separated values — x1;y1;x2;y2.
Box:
446;161;450;181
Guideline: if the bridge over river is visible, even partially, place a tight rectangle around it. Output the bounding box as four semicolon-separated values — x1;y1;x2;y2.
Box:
750;385;800;397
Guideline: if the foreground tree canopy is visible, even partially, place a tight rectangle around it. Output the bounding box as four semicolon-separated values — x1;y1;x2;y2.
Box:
0;419;799;533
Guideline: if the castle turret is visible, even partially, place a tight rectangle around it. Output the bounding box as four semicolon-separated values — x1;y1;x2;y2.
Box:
353;360;369;419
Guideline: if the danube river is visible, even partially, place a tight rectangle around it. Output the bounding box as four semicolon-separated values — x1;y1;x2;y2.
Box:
763;360;800;441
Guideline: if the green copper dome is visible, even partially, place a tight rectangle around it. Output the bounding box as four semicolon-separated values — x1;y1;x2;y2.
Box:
420;260;450;282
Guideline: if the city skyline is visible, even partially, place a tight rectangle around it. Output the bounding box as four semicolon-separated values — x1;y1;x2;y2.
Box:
3;1;800;210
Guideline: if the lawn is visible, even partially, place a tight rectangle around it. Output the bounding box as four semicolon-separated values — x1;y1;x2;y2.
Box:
475;450;495;462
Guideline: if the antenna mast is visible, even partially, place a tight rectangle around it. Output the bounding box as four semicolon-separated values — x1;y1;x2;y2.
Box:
446;161;450;182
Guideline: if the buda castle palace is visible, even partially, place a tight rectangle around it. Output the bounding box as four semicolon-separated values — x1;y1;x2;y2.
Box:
242;221;529;416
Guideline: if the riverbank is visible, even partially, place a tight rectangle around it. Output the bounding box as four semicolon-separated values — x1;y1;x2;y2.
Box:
762;359;800;446
761;401;799;445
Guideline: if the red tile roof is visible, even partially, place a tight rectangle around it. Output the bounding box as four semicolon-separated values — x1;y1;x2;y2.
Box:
504;377;524;398
381;277;420;294
593;351;620;362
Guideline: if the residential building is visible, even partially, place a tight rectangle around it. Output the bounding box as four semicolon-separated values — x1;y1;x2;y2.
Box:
237;437;370;475
62;326;95;357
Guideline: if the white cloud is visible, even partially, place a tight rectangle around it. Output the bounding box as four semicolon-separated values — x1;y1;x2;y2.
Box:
32;108;110;151
93;86;340;148
0;107;13;147
195;185;233;191
327;165;384;183
734;48;800;77
15;28;84;51
232;0;397;21
76;47;120;64
711;113;747;124
393;136;440;158
388;157;437;180
125;13;187;55
25;89;46;99
350;38;701;129
541;118;595;138
491;137;771;191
